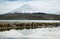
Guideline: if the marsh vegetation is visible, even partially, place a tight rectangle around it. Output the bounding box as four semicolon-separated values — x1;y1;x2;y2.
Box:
0;22;60;31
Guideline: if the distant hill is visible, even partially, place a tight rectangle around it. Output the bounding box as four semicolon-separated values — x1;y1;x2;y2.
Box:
0;12;60;20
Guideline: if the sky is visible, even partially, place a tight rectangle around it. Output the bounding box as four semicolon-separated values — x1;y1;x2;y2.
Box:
0;0;60;14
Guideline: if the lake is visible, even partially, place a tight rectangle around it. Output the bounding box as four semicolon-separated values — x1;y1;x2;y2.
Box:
0;26;60;39
0;20;60;23
0;20;60;39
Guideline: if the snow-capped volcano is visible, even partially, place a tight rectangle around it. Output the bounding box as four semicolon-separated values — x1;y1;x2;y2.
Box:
11;4;40;13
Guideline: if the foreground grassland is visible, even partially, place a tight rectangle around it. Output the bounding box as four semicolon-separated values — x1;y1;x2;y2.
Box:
0;22;60;31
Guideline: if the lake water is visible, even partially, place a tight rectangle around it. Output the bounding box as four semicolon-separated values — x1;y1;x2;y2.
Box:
0;26;60;39
0;20;60;39
0;20;60;23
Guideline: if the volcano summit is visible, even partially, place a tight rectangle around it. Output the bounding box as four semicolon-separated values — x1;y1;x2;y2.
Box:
10;4;40;13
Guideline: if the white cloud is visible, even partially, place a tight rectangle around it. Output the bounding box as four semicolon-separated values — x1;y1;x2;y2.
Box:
28;0;60;14
0;0;60;14
0;1;24;14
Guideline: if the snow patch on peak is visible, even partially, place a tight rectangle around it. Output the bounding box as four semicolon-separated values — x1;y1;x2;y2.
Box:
11;4;40;13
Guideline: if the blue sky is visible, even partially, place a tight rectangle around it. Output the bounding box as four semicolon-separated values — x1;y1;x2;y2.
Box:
0;0;60;14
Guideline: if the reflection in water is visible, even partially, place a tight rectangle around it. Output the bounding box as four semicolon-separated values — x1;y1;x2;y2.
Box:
0;26;60;39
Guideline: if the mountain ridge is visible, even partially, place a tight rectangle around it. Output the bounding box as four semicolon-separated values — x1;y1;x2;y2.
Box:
0;12;60;20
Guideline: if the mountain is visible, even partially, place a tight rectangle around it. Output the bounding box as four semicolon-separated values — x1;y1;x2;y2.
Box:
0;12;60;20
0;4;60;20
10;4;40;13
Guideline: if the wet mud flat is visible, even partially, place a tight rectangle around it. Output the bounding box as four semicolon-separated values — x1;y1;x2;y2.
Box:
0;22;60;31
